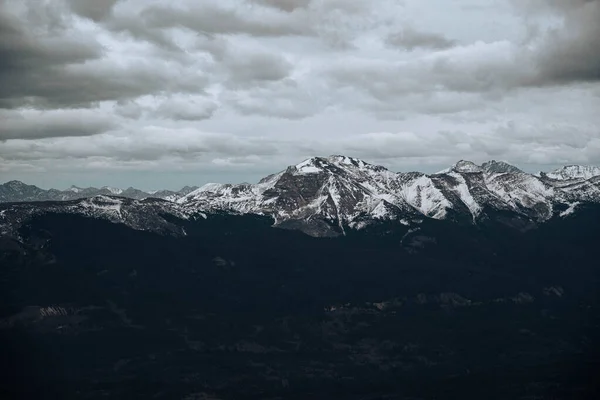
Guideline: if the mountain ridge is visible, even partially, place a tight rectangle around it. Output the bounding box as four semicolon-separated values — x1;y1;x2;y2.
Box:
178;156;600;235
0;181;199;203
2;156;600;237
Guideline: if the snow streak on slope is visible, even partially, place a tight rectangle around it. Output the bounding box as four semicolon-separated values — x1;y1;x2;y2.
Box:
0;196;199;238
400;175;451;219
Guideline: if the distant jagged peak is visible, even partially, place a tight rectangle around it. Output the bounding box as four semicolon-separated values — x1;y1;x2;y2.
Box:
67;185;83;193
450;160;483;173
481;160;523;174
545;165;600;181
3;180;30;187
100;186;123;195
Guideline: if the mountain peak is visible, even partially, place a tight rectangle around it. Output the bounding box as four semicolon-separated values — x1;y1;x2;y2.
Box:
4;180;28;187
451;160;483;173
290;156;388;176
481;160;522;174
101;186;124;195
67;185;83;193
545;165;600;181
326;155;364;165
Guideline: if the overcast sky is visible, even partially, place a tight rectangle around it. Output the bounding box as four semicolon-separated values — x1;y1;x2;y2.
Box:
1;0;599;190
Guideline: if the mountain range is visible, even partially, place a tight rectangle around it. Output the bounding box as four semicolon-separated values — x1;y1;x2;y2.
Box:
0;181;199;203
1;156;600;237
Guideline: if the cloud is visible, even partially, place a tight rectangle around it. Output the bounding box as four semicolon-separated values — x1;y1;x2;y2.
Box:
0;3;103;75
114;100;145;119
0;2;210;109
513;0;600;85
0;57;210;109
386;27;456;51
138;3;311;37
0;127;281;164
154;97;219;121
326;0;600;105
249;0;312;12
326;41;531;106
66;0;119;22
221;48;293;86
534;1;600;84
222;78;327;119
0;109;117;140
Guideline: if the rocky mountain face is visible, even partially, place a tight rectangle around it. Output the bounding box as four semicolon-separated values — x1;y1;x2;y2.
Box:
1;156;600;237
0;181;198;203
178;156;600;236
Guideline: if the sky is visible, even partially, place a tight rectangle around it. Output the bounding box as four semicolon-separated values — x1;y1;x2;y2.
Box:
0;0;599;190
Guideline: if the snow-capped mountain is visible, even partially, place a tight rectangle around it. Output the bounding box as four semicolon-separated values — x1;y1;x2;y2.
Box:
179;156;600;235
0;181;199;203
543;165;600;181
2;156;600;237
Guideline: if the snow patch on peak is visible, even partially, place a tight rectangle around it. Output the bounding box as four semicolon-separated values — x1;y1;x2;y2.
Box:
292;158;326;175
296;165;322;174
330;155;356;165
198;183;226;193
295;158;319;168
295;159;323;174
546;165;600;181
326;155;387;172
327;155;363;167
67;186;83;193
101;186;123;195
452;160;483;173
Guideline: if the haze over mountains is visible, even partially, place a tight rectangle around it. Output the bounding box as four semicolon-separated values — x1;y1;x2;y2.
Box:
0;181;199;203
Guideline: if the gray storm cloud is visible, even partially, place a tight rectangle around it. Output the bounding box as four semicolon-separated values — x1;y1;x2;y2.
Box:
515;0;600;85
0;1;209;109
65;0;119;22
0;109;117;140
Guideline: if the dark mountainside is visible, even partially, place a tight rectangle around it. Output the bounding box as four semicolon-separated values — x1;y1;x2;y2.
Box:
1;205;600;399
